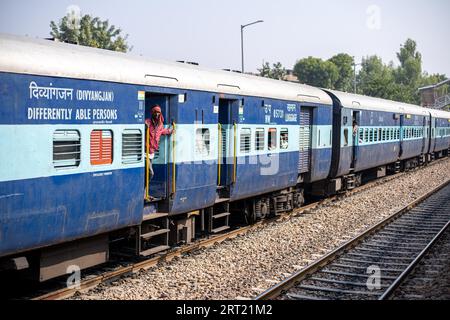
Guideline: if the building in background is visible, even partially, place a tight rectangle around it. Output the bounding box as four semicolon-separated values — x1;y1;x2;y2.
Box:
418;79;450;111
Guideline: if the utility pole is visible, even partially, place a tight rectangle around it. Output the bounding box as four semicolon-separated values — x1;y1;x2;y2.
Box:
241;20;264;73
353;56;361;94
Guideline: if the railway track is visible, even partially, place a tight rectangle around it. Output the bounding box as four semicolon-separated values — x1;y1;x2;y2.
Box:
27;159;448;300
255;179;450;300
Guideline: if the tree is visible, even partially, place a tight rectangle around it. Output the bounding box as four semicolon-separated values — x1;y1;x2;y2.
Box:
50;14;130;52
258;61;287;80
395;39;422;86
357;55;396;99
328;53;354;92
293;57;338;89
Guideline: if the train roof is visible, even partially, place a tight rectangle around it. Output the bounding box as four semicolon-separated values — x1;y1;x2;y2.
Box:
429;108;450;120
326;89;431;116
0;33;332;105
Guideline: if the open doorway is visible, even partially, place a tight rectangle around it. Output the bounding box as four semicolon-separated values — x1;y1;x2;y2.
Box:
144;92;173;200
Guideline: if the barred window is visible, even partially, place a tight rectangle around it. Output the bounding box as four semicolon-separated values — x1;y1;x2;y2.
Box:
268;128;277;150
53;130;81;168
122;129;142;164
280;128;289;149
195;128;210;156
240;128;251;153
255;128;265;151
359;128;364;143
91;130;113;165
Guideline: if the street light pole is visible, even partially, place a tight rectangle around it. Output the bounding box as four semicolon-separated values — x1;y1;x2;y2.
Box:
352;56;361;94
241;20;264;73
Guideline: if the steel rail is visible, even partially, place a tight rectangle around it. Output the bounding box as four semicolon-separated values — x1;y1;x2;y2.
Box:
255;178;450;300
379;219;450;300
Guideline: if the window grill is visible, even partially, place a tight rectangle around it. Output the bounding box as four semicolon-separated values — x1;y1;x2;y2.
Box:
240;128;251;153
268;128;277;150
53;130;81;168
196;128;210;156
280;128;289;149
122;129;142;164
221;127;227;155
255;128;265;151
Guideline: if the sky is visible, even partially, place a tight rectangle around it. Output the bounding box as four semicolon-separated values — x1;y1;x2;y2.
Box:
0;0;449;76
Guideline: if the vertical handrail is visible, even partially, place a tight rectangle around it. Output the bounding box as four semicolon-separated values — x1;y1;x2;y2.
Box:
233;122;237;184
218;123;222;186
145;124;150;200
172;122;176;194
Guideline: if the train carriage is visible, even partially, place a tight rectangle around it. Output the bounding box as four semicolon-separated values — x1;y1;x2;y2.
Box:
324;90;438;193
429;109;450;157
0;34;332;279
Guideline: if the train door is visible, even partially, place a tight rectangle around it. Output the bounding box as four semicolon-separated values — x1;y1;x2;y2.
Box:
299;108;312;173
422;116;428;154
144;92;172;200
217;98;237;189
399;114;404;158
351;110;360;168
430;116;436;153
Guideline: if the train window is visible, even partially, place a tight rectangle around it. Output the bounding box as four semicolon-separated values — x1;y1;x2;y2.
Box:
381;128;386;141
343;128;349;147
240;128;251;153
369;129;373;142
122;129;142;164
359;128;364;144
53;130;81;169
374;129;378;142
268;128;277;151
255;128;265;151
196;128;210;156
280;129;289;149
90;130;113;165
378;128;382;141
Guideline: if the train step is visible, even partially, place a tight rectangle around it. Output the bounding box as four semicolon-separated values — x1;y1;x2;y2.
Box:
140;229;170;240
142;212;169;221
140;245;170;257
212;212;231;219
144;197;162;204
210;225;230;234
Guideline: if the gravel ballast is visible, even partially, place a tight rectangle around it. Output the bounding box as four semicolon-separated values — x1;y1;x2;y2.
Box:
72;159;450;300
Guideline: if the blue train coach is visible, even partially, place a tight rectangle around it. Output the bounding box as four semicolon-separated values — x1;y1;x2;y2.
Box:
0;34;336;280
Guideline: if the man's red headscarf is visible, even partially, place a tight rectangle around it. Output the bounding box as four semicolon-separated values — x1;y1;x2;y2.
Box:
146;105;164;127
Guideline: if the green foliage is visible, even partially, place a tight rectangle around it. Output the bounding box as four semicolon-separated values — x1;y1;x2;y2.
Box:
328;53;354;92
258;61;287;80
292;38;447;105
357;56;396;99
293;54;354;91
50;14;130;52
293;57;338;88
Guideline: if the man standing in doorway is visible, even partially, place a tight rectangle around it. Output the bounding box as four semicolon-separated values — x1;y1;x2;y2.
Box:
145;105;174;182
